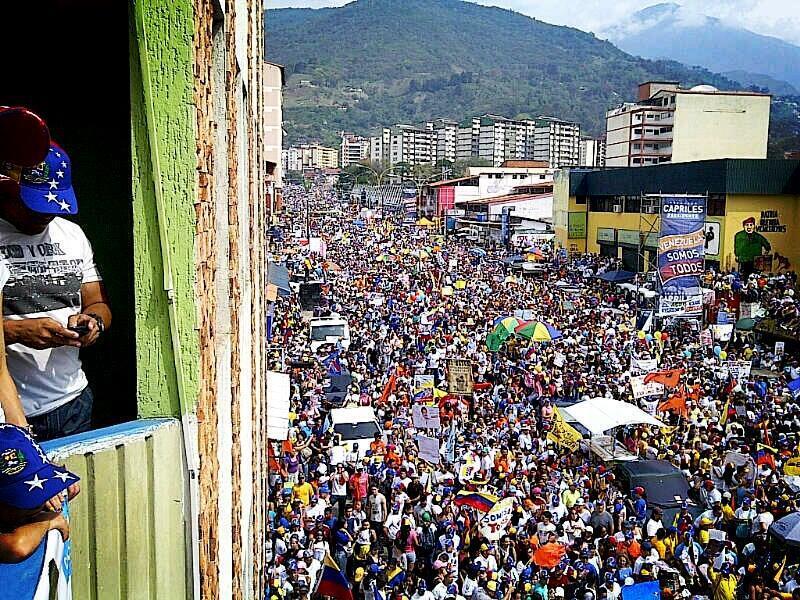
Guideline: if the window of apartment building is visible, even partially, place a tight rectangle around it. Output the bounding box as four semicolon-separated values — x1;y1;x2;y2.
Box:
633;158;642;164
633;128;642;135
633;143;641;150
539;174;546;179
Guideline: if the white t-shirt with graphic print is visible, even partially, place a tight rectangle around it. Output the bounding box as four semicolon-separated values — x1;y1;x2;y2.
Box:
0;217;101;417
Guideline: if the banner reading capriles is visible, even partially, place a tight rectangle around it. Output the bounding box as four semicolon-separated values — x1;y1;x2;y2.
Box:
658;196;707;317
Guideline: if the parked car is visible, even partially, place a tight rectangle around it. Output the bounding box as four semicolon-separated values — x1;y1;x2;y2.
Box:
309;313;350;353
325;407;382;465
613;459;700;524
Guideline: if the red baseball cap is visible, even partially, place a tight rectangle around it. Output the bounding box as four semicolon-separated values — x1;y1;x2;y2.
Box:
0;107;50;168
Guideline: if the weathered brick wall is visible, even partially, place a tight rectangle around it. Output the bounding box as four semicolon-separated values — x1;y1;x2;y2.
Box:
194;0;269;596
193;0;220;597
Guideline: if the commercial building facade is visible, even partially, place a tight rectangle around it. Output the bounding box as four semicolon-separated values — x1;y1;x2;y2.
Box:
554;159;800;273
605;81;771;167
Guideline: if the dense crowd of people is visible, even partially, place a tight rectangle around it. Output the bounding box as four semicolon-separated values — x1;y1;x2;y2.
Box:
267;181;800;600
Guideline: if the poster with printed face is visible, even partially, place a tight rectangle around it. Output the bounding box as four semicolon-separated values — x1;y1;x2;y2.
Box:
630;374;665;399
447;359;474;395
727;361;752;382
417;434;440;464
775;341;785;359
412;404;441;430
479;497;516;541
657;196;707;317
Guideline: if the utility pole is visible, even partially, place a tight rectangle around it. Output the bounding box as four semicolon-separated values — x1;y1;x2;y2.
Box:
303;177;311;240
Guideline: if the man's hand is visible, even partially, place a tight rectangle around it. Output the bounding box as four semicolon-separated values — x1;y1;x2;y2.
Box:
67;313;101;347
43;481;80;513
4;318;81;349
47;513;70;541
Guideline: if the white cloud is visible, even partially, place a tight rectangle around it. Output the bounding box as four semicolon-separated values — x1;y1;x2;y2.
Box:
266;0;800;46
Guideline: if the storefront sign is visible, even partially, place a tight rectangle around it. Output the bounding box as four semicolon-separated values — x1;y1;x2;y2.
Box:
658;196;706;317
597;228;616;243
568;212;587;239
618;229;640;246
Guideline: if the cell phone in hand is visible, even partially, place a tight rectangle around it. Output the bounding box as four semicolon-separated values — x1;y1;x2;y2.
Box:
68;323;91;336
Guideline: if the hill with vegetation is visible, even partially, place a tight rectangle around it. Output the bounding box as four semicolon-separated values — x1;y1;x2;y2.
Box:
265;0;799;157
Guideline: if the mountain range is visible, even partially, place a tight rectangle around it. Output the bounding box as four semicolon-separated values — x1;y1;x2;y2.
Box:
265;0;799;157
605;3;800;94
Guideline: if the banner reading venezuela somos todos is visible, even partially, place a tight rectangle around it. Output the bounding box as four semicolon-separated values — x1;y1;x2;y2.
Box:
657;196;707;317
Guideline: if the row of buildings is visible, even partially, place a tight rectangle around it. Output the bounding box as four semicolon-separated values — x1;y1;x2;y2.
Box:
341;114;597;169
290;79;774;175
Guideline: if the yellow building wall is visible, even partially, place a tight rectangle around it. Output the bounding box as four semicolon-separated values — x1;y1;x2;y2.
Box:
722;194;800;271
672;93;770;163
585;211;643;254
553;170;588;253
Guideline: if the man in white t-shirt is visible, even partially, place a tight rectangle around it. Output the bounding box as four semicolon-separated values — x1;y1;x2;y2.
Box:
0;143;111;440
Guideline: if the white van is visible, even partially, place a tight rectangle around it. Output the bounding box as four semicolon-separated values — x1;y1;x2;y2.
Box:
309;314;350;353
325;407;382;465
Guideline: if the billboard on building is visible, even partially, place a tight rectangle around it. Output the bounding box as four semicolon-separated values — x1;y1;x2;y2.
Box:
657;195;707;317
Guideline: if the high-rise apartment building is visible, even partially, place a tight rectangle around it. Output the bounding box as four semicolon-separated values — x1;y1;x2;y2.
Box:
579;137;606;167
605;81;771;167
433;119;459;164
281;143;339;171
340;132;371;168
533;117;581;169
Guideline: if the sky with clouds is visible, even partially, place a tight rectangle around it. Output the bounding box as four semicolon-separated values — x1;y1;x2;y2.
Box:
266;0;800;46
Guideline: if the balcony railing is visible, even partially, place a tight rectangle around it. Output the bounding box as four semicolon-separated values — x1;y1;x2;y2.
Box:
0;419;190;599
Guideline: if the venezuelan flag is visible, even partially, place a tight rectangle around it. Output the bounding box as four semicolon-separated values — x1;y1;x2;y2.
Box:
386;566;407;589
453;490;499;512
756;444;778;469
317;554;353;600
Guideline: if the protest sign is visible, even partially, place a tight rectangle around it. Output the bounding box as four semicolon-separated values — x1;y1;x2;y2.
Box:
417;434;440;464
775;341;785;359
447;359;474;395
630;357;658;375
479;497;515;541
727;360;752;382
547;407;582;451
630;374;665;399
412;404;441;430
553;352;566;368
413;374;435;400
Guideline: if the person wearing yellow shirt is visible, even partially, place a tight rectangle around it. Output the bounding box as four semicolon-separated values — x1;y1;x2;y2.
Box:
292;472;315;507
561;482;580;509
708;563;738;600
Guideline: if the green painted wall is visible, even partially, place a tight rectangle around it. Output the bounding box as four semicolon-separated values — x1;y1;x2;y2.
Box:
130;0;199;417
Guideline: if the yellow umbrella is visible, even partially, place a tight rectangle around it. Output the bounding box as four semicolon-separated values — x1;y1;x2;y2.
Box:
454;280;467;290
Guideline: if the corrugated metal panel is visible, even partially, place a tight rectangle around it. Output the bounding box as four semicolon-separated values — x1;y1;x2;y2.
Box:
726;159;800;194
41;419;188;599
572;159;800;197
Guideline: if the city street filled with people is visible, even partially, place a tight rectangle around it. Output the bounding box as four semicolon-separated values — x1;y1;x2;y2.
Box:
267;181;800;600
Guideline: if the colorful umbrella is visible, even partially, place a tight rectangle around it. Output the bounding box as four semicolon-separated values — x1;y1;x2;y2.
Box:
515;321;562;342
469;247;487;257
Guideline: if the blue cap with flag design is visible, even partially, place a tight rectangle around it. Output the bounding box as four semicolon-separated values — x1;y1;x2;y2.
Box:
0;423;79;509
17;143;78;215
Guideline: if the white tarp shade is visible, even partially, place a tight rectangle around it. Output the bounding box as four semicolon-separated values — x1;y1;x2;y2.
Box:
267;371;291;440
561;398;665;436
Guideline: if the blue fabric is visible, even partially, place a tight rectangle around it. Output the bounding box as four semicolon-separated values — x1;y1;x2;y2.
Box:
0;533;47;598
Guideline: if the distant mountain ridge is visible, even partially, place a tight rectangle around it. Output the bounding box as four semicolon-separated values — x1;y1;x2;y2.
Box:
265;0;799;156
604;2;800;91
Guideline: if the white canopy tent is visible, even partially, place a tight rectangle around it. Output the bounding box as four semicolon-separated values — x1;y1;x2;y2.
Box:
561;398;665;437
